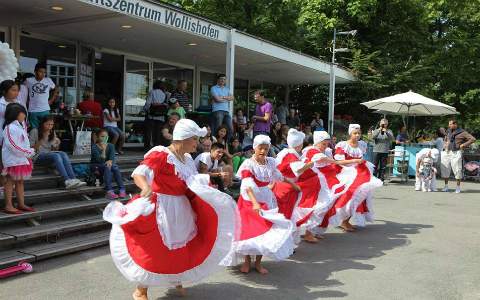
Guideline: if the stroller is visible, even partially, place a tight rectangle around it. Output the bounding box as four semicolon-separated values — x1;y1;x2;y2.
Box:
463;161;480;182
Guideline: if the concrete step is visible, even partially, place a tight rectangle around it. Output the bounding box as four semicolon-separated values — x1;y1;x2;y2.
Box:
0;230;110;269
0;215;109;245
25;167;136;184
0;197;131;224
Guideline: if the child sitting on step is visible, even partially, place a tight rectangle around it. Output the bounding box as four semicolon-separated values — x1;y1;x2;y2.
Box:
90;129;126;200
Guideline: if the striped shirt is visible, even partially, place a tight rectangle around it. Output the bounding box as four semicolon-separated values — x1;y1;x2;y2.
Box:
171;89;189;111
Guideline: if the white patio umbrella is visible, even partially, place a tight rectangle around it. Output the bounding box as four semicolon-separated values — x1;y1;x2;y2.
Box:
363;91;458;138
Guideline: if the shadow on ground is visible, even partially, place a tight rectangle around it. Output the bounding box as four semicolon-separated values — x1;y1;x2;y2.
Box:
173;220;433;300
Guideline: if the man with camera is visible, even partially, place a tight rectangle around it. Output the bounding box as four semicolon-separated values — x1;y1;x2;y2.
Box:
372;119;394;182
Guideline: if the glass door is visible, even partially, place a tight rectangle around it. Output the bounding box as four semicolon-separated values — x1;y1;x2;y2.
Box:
124;58;151;146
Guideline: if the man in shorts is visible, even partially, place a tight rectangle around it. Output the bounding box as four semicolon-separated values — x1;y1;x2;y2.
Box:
441;119;476;193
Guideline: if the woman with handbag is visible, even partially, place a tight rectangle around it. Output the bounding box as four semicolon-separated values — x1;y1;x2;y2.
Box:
143;80;170;151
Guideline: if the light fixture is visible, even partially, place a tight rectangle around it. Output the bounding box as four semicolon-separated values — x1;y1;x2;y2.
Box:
51;6;64;11
188;43;197;46
121;25;132;28
58;45;67;48
19;50;25;53
96;62;102;65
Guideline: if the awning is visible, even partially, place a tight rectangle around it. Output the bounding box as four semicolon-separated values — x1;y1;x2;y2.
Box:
0;0;354;85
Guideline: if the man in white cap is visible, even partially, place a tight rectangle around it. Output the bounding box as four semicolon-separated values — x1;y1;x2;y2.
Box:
415;148;439;191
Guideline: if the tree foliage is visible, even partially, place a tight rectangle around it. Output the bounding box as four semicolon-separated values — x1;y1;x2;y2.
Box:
158;0;480;133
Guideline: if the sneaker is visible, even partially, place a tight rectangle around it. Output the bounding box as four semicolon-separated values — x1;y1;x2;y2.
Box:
431;188;438;192
117;150;125;155
74;179;88;188
442;186;449;192
65;179;78;190
115;151;120;155
118;188;127;198
105;190;119;199
415;187;421;191
427;189;432;192
422;188;427;192
0;189;4;199
455;186;461;194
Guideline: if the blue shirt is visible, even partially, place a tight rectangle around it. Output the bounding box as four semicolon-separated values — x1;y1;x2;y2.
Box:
210;85;232;112
396;133;407;142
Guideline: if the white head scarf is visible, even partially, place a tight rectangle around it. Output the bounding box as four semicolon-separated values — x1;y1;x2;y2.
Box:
348;124;361;135
429;148;439;161
313;131;330;145
172;119;207;141
253;135;271;149
287;129;305;148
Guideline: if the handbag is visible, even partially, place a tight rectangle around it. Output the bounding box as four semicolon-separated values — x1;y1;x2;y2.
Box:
148;91;169;116
73;128;92;155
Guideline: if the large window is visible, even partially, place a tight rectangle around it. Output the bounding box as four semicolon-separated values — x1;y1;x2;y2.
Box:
19;36;77;105
152;62;193;106
200;71;217;107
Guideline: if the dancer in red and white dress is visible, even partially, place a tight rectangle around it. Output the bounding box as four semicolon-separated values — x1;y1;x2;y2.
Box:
302;131;355;238
226;135;299;274
293;131;341;243
273;129;315;244
103;119;240;299
333;124;383;232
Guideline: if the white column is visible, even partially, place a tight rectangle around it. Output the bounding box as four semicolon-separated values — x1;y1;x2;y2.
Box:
193;66;201;109
246;79;251;120
284;85;290;108
328;64;336;135
226;29;235;116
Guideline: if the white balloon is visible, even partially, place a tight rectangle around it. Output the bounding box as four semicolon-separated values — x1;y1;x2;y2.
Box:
7;49;14;55
9;66;17;74
1;43;8;50
14;62;19;68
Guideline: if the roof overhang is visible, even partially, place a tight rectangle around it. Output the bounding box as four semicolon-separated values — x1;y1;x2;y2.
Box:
0;0;354;85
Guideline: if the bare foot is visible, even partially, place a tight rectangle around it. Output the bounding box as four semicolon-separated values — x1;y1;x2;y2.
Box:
304;231;319;243
240;261;250;273
133;287;148;300
175;285;186;296
314;234;324;239
340;220;356;232
254;263;269;274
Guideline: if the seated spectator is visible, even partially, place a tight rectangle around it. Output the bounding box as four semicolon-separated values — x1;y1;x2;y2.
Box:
29;115;87;189
242;121;254;151
24;63;58;128
192;137;213;160
214;125;233;167
161;112;180;146
329;134;337;149
194;142;233;193
278;124;290;148
233;108;247;142
303;124;313;143
90;129;126;200
270;121;282;154
396;126;412;145
167;98;186;119
103;97;126;155
286;108;300;130
229;136;246;173
78;90;103;130
311;112;324;131
201;124;217;143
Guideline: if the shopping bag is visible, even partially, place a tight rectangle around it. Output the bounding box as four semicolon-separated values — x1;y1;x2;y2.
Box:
73;129;92;155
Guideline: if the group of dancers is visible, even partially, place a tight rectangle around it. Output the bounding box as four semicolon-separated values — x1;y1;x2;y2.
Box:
102;119;382;300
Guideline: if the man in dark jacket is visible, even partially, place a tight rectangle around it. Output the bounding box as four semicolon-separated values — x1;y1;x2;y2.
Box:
441;119;476;193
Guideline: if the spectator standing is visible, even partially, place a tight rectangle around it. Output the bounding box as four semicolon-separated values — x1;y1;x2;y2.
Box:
23;63;58;128
15;73;34;109
170;80;189;111
242;121;254;150
78;91;103;129
233;108;247;143
275;102;288;125
311;112;324;131
210;74;234;138
90;129;126;200
286;108;300;130
30;115;87;190
143;80;170;150
432;130;444;176
167;98;186;119
161;112;180;146
441;119;476;193
371;119;394;182
103;97;126;155
252;90;272;137
439;126;446;137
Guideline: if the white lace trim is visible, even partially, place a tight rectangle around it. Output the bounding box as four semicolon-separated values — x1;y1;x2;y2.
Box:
335;141;367;158
290;161;306;179
275;148;300;166
275;148;305;180
239;177;261;200
132;165;154;185
236;157;283;183
107;174;240;287
144;146;197;181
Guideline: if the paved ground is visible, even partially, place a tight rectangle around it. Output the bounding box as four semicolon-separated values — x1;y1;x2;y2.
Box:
1;179;480;300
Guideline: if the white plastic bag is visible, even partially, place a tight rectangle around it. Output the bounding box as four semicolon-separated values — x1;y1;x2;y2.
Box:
73;129;92;155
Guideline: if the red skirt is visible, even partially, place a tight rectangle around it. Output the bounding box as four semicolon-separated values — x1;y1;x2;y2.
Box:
2;160;33;180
